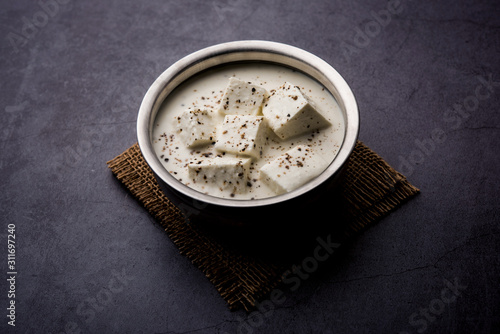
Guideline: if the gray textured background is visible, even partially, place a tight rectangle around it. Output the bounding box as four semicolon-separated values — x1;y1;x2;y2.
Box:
1;0;499;333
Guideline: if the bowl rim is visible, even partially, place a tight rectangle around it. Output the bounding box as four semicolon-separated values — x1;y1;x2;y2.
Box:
137;40;359;208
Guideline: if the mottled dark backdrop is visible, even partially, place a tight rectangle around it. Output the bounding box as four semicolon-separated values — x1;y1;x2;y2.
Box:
1;0;499;333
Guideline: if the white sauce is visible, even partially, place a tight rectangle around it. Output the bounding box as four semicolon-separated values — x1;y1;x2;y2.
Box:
153;63;345;200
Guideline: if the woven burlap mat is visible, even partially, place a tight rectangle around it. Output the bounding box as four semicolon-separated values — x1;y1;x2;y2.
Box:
107;141;419;311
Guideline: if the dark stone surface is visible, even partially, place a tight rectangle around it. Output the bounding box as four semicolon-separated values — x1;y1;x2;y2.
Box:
1;0;499;333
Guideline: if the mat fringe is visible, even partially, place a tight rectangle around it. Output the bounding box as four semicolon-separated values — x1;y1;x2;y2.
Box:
107;141;419;311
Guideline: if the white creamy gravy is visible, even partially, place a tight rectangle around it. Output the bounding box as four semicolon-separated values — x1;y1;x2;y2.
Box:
153;63;345;200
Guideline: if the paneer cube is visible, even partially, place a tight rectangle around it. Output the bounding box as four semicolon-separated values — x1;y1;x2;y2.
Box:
219;77;267;116
262;82;330;140
176;108;215;148
188;157;251;195
215;115;267;159
259;145;329;195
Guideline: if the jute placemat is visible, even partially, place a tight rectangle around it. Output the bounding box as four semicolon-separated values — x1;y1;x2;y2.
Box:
107;141;419;311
